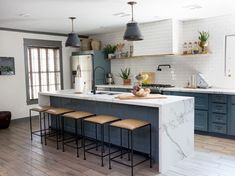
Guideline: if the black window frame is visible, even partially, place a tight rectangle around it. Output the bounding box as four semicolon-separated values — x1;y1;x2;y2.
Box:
24;39;64;105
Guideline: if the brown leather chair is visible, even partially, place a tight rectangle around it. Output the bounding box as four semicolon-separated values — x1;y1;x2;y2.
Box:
0;111;11;129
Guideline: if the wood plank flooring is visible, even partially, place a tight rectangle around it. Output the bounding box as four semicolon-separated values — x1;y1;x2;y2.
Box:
0;119;235;176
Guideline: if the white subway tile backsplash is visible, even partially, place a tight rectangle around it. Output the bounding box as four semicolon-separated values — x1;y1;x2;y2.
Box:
91;14;235;89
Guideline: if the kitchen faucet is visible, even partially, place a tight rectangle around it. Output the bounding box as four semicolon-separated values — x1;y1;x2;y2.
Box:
157;64;171;71
92;66;106;94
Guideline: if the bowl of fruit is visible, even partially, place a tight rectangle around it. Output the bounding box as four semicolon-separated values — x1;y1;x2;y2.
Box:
132;85;151;97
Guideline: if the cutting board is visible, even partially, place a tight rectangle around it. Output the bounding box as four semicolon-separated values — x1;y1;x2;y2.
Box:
142;72;156;84
115;94;167;100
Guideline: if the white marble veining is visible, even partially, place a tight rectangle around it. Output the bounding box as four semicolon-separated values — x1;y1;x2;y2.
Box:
159;97;194;173
38;89;194;174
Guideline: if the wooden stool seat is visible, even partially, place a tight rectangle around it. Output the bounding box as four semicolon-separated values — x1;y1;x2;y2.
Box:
110;119;150;130
63;111;94;119
31;106;52;112
46;108;74;115
84;115;120;124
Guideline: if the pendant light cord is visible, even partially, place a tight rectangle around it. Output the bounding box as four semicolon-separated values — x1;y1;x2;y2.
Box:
131;4;134;21
69;17;76;33
71;18;74;32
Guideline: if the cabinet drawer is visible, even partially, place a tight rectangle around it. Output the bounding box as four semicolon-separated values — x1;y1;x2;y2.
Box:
211;123;227;134
195;95;208;110
212;103;227;114
195;110;208;131
231;96;235;104
211;113;227;124
212;94;227;103
162;91;171;95
171;92;208;110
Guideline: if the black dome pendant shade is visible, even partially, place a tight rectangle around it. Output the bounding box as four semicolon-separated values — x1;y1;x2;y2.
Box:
65;17;81;48
124;1;143;41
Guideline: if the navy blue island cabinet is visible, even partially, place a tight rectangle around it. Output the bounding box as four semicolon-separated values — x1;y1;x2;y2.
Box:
163;91;235;138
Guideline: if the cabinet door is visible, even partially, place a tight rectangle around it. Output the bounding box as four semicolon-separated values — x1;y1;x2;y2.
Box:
195;110;208;132
228;104;235;135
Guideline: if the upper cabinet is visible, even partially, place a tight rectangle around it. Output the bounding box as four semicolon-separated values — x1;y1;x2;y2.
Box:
132;19;183;56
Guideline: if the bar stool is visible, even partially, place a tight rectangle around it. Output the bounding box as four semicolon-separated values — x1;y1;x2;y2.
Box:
108;119;152;176
83;115;120;166
29;106;52;144
62;111;95;157
45;108;74;149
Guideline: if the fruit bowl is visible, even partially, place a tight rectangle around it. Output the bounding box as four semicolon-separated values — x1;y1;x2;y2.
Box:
132;85;151;97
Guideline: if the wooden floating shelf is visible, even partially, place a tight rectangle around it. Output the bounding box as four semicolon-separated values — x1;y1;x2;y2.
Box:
107;53;211;60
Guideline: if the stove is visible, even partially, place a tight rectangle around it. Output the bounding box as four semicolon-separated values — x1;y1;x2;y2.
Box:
142;84;174;94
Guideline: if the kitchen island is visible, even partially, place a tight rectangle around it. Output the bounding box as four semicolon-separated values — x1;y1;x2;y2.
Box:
39;89;194;173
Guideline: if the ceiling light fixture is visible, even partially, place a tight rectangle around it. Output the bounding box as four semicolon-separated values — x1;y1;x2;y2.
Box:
123;1;143;41
65;17;80;48
183;4;202;10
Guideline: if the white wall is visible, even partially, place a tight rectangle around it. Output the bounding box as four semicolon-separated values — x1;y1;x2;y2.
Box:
92;14;235;89
0;30;78;119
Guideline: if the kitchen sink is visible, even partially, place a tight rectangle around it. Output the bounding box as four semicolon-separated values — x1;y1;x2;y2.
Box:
96;92;121;95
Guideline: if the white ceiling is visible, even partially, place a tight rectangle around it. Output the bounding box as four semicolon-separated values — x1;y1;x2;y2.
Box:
0;0;235;35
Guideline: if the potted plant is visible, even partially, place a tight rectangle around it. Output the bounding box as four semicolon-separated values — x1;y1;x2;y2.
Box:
198;31;209;54
118;68;131;85
103;44;117;59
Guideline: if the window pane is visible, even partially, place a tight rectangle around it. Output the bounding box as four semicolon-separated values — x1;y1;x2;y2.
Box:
31;48;39;72
49;85;56;91
40;49;47;72
48;49;55;72
55;49;60;71
41;73;47;86
32;73;39;86
56;72;61;86
49;72;55;85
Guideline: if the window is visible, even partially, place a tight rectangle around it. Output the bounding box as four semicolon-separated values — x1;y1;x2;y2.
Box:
24;39;63;104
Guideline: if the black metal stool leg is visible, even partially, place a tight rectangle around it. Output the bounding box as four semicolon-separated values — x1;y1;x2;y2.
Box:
48;113;50;135
108;125;112;169
83;121;86;160
39;112;43;144
56;115;59;150
75;119;79;157
149;124;152;168
120;128;123;159
101;124;104;167
128;130;130;161
131;130;134;176
29;110;33;140
95;124;98;151
62;116;65;152
43;112;47;145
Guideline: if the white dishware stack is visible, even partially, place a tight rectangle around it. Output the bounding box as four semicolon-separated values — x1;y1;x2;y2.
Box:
75;65;85;93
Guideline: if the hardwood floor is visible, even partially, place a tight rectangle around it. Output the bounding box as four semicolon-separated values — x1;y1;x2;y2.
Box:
0;119;235;176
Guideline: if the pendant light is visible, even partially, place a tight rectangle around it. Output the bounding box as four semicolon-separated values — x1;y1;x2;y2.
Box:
65;17;81;47
123;1;143;41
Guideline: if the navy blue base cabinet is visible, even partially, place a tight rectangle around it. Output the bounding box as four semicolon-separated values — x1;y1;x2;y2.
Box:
163;91;235;138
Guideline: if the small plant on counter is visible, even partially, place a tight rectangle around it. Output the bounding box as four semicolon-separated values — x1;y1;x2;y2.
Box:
103;44;117;59
118;68;131;85
198;31;209;53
